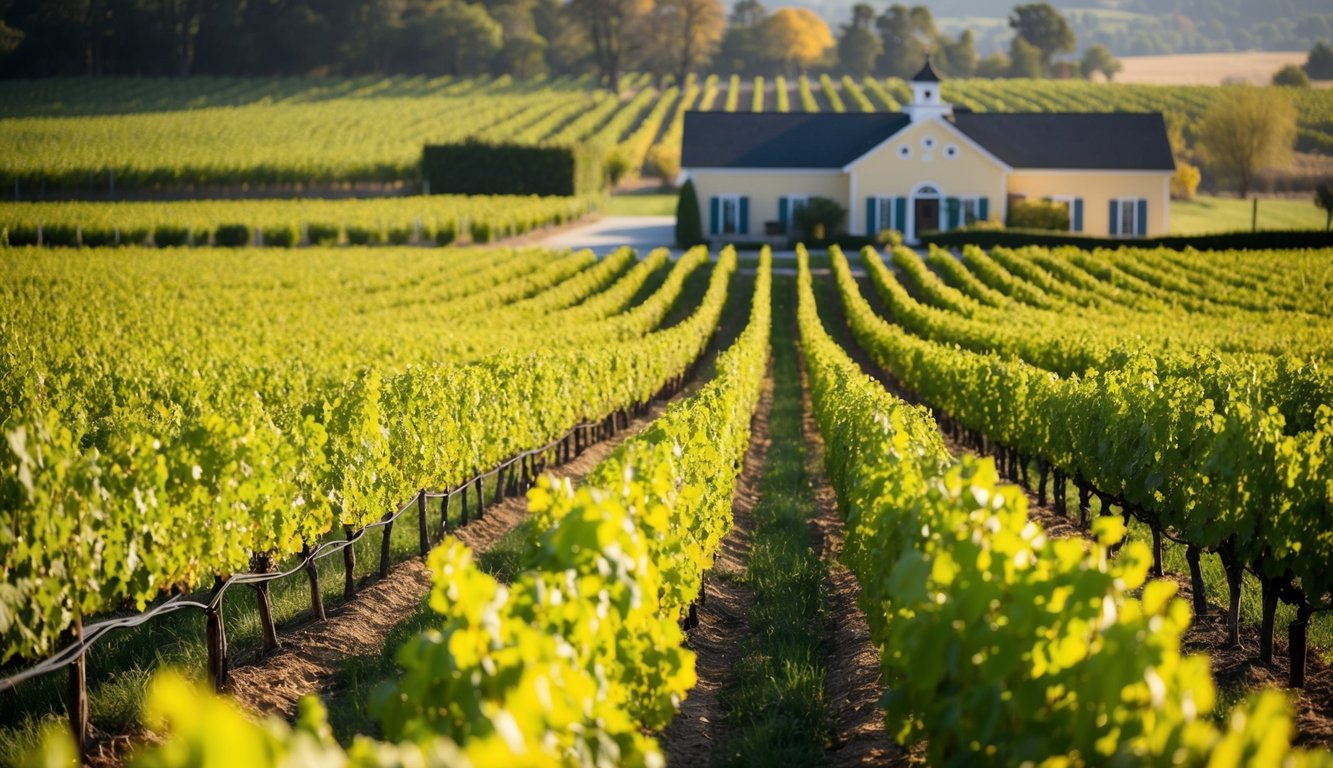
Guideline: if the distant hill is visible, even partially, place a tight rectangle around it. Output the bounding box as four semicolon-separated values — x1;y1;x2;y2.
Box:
786;0;1331;58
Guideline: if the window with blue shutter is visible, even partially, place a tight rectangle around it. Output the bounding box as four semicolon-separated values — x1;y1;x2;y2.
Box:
866;198;877;236
1108;200;1119;236
1073;198;1084;232
710;197;720;235
739;196;749;235
943;197;965;230
1136;199;1148;236
894;197;908;234
978;197;990;222
778;197;789;233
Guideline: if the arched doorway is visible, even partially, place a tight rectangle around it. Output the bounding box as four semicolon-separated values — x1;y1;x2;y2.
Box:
910;183;942;242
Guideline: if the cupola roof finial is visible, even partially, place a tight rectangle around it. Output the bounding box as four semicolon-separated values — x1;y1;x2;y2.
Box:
911;55;942;83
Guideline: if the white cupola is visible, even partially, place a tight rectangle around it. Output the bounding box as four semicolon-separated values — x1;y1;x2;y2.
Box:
903;57;952;124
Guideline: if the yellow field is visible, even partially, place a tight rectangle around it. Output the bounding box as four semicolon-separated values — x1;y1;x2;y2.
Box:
1115;51;1326;87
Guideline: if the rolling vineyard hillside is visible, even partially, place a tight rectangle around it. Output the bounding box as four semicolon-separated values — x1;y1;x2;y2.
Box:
1;236;1332;765
2;75;1331;193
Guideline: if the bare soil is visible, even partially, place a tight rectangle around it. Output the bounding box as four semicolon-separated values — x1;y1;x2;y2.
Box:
798;356;915;768
661;371;770;767
1114;52;1326;87
227;396;680;721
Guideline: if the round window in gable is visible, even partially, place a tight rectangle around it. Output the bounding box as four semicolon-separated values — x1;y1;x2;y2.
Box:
897;145;912;159
944;144;960;158
921;136;937;150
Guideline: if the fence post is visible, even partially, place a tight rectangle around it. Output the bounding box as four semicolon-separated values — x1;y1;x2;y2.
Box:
66;620;88;763
205;578;229;690
301;543;326;622
343;526;358;601
378;513;394;580
417;491;429;556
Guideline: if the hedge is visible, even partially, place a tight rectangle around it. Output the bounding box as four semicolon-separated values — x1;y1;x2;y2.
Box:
421;141;607;197
920;228;1333;251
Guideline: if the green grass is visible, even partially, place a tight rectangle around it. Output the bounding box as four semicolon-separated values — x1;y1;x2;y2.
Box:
604;192;677;217
0;486;475;763
1170;195;1326;234
718;275;830;767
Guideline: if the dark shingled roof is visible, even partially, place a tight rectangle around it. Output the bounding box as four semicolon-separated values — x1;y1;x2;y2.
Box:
681;110;1176;172
681;111;910;169
952;112;1176;171
911;58;942;82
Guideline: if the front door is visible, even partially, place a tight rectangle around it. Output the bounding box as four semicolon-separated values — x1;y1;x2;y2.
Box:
914;197;940;235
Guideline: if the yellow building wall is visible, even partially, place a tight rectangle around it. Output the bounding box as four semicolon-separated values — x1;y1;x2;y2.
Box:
687;170;849;238
851;120;1008;214
1006;171;1172;237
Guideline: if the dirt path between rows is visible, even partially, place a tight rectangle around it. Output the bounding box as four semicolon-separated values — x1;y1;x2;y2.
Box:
227;396;680;721
798;347;913;768
661;371;771;767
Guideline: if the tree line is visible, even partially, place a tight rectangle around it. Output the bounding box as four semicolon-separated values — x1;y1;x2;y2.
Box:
0;0;1121;87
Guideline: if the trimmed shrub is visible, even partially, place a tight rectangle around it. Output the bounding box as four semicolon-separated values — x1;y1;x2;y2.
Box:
306;222;339;245
154;225;190;247
3;224;39;246
215;224;252;247
1007;199;1070;231
434;219;458;246
43;224;79;247
675;179;704;247
469;220;492;244
793;196;847;242
344;225;382;245
262;223;299;248
387;226;412;245
1171;162;1201;200
80;227;117;247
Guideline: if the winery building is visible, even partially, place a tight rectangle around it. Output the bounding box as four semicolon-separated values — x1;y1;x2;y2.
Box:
679;60;1177;244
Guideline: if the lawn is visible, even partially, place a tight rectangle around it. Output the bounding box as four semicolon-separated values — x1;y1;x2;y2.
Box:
1171;195;1327;234
604;191;676;216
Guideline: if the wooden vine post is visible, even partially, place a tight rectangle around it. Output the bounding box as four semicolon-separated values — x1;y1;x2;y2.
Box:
250;553;282;654
301;543;326;622
343;526;358;601
417;490;429;556
205;577;229;690
65;620;88;763
378;512;395;580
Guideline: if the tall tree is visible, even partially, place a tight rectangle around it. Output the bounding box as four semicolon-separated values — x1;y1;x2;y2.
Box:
716;0;766;74
566;0;649;91
1304;41;1333;79
1008;35;1042;78
1009;2;1074;74
762;7;831;75
656;0;724;86
937;29;976;77
874;4;934;79
1080;43;1120;81
1196;86;1297;199
837;2;880;77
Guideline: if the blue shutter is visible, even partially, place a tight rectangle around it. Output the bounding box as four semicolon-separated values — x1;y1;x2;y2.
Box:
894;197;908;233
1073;198;1084;232
978;197;990;222
1109;200;1119;236
739;196;749;235
710;197;720;235
945;198;961;230
1136;199;1148;236
778;197;789;232
866;197;877;236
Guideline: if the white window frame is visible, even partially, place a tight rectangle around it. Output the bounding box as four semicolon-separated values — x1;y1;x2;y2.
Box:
718;194;741;235
959;195;982;226
1049;194;1078;232
875;196;898;232
787;194;809;234
1114;197;1141;237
